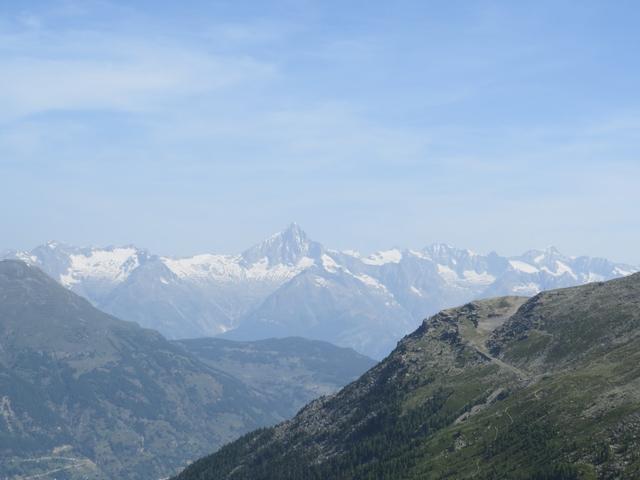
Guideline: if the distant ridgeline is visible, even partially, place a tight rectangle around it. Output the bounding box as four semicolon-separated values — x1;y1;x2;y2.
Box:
0;260;374;480
3;223;637;358
175;273;640;480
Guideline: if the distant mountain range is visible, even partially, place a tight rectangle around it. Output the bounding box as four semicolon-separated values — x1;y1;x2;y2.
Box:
0;260;373;480
4;223;637;358
174;273;640;480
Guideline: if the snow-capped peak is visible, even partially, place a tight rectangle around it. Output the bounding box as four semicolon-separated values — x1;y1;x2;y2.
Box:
424;243;455;255
423;243;474;261
46;240;61;249
519;246;565;264
59;246;145;287
241;223;323;266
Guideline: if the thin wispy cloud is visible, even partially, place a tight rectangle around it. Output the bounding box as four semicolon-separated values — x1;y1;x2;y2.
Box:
0;31;276;120
0;0;639;263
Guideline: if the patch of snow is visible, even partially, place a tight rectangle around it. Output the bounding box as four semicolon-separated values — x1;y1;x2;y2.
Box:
354;274;387;291
163;254;244;280
509;260;539;274
15;252;38;264
462;270;495;285
614;267;635;276
410;286;423;297
540;261;577;278
512;282;541;295
321;254;340;273
408;249;430;260
247;256;315;281
437;265;495;287
163;254;316;283
297;256;316;268
555;261;576;278
60;248;139;286
428;243;454;254
437;264;459;283
362;249;403;265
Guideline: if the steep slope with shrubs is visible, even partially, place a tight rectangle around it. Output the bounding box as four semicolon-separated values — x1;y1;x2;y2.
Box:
175;274;640;480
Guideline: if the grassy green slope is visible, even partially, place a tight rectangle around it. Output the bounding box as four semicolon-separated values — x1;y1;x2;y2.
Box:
175;274;640;480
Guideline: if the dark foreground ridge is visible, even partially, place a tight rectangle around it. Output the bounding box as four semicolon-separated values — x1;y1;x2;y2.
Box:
175;273;640;480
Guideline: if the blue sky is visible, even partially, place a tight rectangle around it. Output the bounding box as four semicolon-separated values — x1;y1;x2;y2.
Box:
1;0;639;262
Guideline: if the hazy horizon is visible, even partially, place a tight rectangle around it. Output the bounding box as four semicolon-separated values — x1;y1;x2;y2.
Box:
3;221;638;267
2;1;639;264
